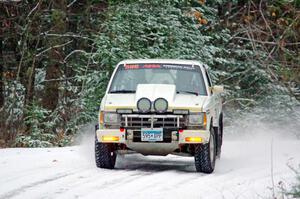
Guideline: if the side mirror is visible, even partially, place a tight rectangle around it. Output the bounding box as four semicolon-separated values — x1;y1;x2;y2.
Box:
211;85;224;94
95;106;100;112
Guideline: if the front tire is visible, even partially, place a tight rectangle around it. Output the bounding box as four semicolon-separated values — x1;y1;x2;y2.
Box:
194;126;216;173
95;137;117;169
216;114;223;158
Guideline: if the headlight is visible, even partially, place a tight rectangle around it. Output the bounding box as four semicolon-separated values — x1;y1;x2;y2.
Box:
137;98;151;113
154;98;168;113
188;112;207;126
104;112;120;124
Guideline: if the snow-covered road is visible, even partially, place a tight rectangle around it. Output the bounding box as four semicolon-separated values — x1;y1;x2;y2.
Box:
0;135;299;199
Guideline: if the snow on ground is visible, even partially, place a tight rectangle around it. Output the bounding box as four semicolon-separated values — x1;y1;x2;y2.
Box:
0;130;299;199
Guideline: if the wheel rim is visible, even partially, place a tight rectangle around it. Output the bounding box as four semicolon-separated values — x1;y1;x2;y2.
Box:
209;134;215;163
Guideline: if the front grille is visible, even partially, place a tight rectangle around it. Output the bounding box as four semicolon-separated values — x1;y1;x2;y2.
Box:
121;114;186;129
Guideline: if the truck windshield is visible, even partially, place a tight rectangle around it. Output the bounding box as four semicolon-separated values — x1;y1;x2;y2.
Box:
109;63;207;95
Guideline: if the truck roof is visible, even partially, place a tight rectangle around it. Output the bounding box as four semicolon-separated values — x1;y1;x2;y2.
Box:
118;59;206;68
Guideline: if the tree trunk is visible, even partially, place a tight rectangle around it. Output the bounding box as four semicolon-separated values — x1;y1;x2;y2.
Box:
24;63;36;106
42;0;66;111
0;39;4;108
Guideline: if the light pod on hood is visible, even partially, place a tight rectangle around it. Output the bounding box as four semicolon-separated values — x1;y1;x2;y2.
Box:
154;98;168;113
137;97;151;113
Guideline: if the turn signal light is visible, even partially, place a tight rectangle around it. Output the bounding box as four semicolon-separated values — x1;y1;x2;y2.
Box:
102;136;120;142
203;113;207;128
185;137;202;143
99;111;104;125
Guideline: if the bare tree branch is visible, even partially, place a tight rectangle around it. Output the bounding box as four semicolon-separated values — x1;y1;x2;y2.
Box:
64;50;88;62
42;33;93;41
35;40;73;57
259;0;276;41
67;0;78;8
233;37;300;46
26;0;41;19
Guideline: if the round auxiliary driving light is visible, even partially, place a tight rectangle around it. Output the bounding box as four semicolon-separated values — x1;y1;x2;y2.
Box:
137;98;151;113
154;98;168;113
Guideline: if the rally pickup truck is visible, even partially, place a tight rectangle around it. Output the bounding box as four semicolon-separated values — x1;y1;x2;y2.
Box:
95;59;224;173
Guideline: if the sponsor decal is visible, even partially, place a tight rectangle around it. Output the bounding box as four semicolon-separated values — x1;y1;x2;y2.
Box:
123;63;199;71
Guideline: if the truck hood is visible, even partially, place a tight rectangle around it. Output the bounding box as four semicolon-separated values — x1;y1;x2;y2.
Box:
103;84;207;112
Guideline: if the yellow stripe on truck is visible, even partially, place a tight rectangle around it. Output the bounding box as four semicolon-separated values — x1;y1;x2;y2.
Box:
104;106;135;111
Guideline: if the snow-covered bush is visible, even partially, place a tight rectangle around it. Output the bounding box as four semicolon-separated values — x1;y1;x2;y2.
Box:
0;80;25;146
285;166;300;198
15;103;54;147
289;175;300;198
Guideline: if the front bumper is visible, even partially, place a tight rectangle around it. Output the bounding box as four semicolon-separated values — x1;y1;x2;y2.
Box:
96;128;210;144
96;128;210;155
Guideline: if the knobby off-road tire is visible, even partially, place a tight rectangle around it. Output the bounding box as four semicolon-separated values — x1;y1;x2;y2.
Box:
95;137;117;169
216;113;223;158
194;126;216;173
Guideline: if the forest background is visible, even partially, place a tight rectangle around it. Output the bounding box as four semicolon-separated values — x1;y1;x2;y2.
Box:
0;0;299;148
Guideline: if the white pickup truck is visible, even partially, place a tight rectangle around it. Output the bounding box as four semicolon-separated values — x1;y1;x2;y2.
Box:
95;59;224;173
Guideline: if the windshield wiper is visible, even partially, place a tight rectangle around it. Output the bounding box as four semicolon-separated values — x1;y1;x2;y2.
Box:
177;91;199;96
110;89;136;93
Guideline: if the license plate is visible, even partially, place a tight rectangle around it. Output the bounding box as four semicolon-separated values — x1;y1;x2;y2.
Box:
141;128;163;142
